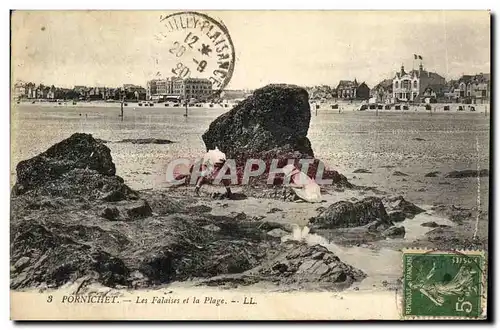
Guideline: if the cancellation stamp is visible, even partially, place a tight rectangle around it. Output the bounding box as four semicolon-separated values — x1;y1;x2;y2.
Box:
155;11;236;98
402;249;486;319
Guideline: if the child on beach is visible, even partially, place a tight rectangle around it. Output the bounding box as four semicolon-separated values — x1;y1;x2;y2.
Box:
281;164;322;203
194;147;233;198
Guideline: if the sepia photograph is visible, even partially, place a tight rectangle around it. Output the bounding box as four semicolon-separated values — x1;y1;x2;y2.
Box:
9;9;490;320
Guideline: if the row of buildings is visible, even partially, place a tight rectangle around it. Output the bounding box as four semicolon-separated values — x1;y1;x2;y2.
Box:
309;62;490;105
14;60;490;105
371;63;490;104
307;80;370;101
146;77;213;102
13;82;147;101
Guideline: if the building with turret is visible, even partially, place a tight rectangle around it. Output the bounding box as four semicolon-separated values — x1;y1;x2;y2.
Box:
392;63;445;102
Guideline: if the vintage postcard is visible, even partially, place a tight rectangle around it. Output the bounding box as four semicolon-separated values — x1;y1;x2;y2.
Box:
10;10;490;320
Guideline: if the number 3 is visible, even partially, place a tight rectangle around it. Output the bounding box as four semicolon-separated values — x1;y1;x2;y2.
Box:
455;297;472;313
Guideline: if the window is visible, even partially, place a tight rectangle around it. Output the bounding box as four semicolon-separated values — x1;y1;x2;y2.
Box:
413;81;418;88
395;81;399;89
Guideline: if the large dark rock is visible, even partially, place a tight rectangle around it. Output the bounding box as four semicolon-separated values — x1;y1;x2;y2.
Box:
203;84;314;162
308;196;390;229
13;133;116;195
200;84;350;187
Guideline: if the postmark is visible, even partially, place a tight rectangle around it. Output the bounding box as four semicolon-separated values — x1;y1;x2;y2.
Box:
154;11;236;99
402;249;486;319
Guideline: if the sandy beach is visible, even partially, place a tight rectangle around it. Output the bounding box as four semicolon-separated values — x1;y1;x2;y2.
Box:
11;103;490;204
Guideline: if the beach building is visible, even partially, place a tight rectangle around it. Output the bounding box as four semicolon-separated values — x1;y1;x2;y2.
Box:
371;79;393;104
147;77;212;102
456;73;490;104
13;81;26;100
392;63;445;102
336;79;370;100
183;78;212;101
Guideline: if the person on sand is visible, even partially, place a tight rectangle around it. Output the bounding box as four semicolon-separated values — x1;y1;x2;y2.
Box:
281;164;322;203
194;147;232;198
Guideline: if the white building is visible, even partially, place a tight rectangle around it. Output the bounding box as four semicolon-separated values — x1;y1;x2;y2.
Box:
392;63;445;102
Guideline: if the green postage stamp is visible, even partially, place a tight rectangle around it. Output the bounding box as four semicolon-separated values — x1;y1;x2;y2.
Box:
402;249;486;319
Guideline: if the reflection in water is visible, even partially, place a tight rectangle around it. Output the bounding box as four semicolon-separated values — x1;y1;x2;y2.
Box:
281;209;454;290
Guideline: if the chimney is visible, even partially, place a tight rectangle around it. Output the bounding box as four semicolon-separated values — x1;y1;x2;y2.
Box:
400;64;405;75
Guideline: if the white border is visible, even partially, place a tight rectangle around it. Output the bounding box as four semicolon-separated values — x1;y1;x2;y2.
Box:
2;1;498;329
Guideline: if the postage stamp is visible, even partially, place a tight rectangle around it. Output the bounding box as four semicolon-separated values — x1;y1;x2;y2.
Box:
402;249;486;319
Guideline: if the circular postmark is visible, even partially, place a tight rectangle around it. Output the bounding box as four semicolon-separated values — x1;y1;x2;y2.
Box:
153;11;236;100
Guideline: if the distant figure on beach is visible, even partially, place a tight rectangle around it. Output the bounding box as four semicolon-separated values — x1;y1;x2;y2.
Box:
195;147;232;198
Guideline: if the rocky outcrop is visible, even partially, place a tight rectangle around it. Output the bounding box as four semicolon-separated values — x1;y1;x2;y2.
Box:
430;204;473;223
383;196;424;219
11;134;362;291
13;133;116;195
201;84;351;187
387;211;406;223
424;171;441;178
203;84;314;162
445;169;489;178
382;226;406;238
308;197;390;229
421;221;450;228
11;133;138;202
201;242;365;290
392;171;409;177
353;169;372;174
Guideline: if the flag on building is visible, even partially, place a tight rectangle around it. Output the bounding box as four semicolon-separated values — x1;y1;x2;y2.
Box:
418;55;423;60
414;54;418;60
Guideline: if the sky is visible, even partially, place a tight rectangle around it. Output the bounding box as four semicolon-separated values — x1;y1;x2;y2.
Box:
11;10;490;90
